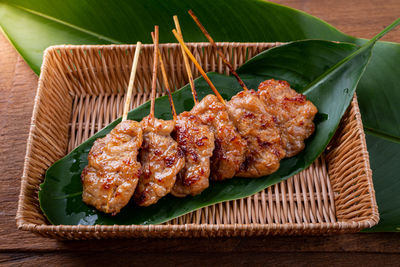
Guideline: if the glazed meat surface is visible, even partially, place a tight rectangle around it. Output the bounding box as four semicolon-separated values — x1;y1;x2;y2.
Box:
81;120;143;214
171;112;215;197
191;95;246;181
134;116;185;206
258;79;318;157
226;90;285;177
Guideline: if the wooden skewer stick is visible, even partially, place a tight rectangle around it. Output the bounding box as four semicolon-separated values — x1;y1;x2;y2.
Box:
188;10;249;91
122;41;142;121
172;29;225;105
150;26;160;119
151;32;177;121
173;15;198;104
112;41;141;211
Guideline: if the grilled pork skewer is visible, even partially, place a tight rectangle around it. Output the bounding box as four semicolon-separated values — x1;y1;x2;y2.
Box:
133;27;185;206
226;90;285;177
257;80;317;157
168;20;215;197
189;10;318;158
172;17;247;181
81;42;143;215
187;11;286;177
173;27;283;178
172;112;215;197
188;10;249;92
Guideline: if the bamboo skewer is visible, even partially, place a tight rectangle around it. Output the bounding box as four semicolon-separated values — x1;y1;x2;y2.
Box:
188;10;249;91
173;15;198;104
149;26;160;120
151;32;177;121
172;29;225;105
111;41;142;212
122;41;142;121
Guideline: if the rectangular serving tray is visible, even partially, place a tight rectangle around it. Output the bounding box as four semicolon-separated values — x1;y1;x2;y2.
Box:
16;42;379;239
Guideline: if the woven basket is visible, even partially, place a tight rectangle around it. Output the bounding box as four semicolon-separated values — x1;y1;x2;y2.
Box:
16;42;379;239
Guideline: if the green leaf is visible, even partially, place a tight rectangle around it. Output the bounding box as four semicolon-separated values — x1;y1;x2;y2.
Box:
356;41;400;141
39;37;379;225
1;0;399;139
1;0;400;230
363;134;400;232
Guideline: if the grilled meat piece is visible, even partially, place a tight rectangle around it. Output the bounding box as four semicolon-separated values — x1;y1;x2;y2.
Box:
226;90;285;177
81;120;143;214
258;79;318;157
191;95;246;181
134;116;185;206
171;111;215;197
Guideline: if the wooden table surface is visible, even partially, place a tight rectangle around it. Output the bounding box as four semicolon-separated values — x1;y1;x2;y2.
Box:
1;0;400;265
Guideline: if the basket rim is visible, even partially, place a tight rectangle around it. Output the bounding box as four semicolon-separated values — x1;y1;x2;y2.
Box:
18;218;378;233
16;42;379;236
42;41;287;50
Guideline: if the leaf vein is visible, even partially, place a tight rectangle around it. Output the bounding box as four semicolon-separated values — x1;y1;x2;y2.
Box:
9;4;123;44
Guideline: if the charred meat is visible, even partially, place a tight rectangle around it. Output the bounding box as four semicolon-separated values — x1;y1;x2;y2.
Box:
226;90;285;177
191;94;246;181
134;116;185;206
81;120;143;214
258;79;318;157
171;112;215;197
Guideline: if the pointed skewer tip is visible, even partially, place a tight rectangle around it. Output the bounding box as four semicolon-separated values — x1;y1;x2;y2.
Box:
152;30;178;121
173;15;198;104
188;10;248;91
172;29;225;105
149;26;159;120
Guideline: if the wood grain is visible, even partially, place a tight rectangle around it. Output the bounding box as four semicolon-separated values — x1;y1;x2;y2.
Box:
1;252;400;266
1;0;400;264
272;0;400;42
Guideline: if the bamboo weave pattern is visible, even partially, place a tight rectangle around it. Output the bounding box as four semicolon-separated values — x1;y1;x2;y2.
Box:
16;43;378;239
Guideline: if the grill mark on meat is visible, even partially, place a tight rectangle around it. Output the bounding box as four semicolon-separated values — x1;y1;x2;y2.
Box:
213;138;223;158
165;156;175;167
283;95;306;103
244;112;255;119
272;147;281;158
260;119;272;129
103;183;111;190
240;155;254;172
257;136;272;148
184;175;200;186
189;150;199;162
153;149;162;156
177;147;184;158
196;136;209;146
122;158;134;165
135;191;147;205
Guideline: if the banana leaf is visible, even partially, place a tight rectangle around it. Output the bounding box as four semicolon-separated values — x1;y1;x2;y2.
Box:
40;28;390;224
1;0;400;229
0;0;399;140
363;135;400;232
